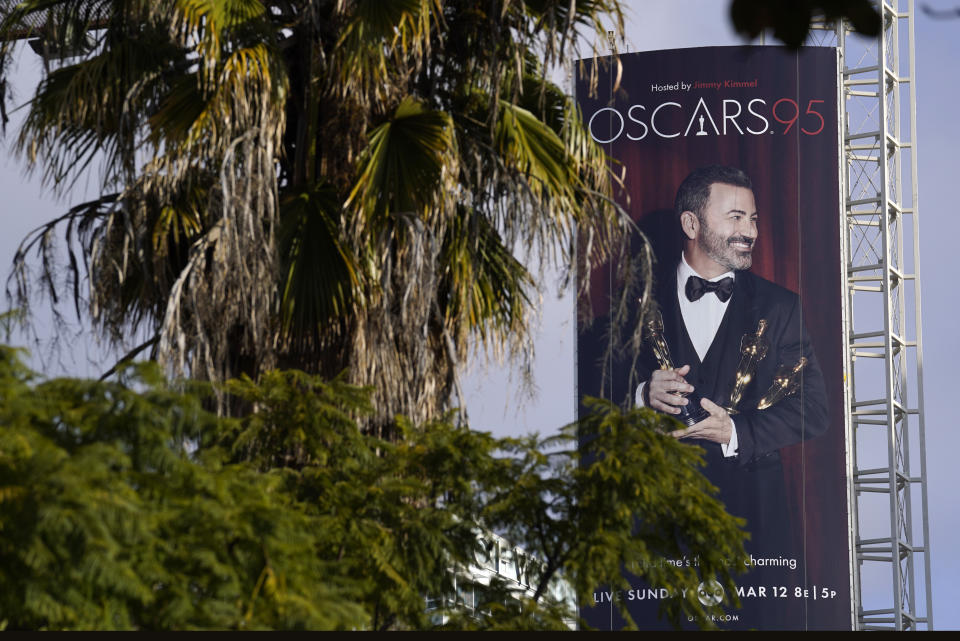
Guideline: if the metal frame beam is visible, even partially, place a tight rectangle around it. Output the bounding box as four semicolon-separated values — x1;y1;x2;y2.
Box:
811;0;933;630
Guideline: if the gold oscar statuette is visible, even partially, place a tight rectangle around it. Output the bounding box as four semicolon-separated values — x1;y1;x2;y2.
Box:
643;310;710;426
756;357;808;410
722;319;770;414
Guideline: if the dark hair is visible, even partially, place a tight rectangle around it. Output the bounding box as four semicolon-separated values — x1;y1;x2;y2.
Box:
674;165;752;221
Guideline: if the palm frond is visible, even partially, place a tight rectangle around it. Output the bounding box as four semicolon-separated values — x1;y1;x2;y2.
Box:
278;184;359;349
1;0;630;428
349;96;457;223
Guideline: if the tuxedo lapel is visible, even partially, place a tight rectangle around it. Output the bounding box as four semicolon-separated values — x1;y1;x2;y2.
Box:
660;271;702;373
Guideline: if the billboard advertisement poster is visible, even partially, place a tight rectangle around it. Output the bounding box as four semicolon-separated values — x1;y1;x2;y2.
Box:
576;46;849;630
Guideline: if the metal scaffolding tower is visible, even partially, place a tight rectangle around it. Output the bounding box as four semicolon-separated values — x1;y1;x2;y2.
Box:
811;0;933;630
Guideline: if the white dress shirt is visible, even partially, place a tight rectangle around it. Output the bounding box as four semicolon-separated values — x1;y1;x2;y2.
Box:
636;253;739;456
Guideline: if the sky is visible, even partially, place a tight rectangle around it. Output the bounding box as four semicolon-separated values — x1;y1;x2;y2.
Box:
0;0;955;631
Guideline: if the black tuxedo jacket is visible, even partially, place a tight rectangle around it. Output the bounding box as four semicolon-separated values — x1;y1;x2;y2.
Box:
639;265;829;556
646;268;829;463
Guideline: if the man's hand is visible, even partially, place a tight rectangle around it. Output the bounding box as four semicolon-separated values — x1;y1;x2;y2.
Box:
670;397;733;445
647;364;695;415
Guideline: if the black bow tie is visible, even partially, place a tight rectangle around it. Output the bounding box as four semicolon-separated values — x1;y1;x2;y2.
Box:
685;275;734;302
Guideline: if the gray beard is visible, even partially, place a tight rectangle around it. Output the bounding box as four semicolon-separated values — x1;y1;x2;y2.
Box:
698;225;753;272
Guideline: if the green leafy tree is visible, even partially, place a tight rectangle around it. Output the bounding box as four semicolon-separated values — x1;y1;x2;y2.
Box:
0;344;747;630
0;345;369;629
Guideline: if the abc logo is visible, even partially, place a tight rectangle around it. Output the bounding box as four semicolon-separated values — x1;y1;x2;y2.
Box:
697;580;724;606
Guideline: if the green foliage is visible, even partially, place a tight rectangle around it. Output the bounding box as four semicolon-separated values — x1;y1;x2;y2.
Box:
0;345;365;629
0;346;746;630
476;398;747;630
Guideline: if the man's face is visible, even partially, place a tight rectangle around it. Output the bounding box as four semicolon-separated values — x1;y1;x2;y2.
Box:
696;183;758;272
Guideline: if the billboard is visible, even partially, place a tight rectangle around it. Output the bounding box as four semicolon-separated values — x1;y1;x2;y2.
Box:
576;46;849;630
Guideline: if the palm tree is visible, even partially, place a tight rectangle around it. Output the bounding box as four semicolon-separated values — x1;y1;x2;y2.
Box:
0;0;628;430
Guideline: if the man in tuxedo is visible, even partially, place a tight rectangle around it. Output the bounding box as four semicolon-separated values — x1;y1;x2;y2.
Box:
636;165;828;563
